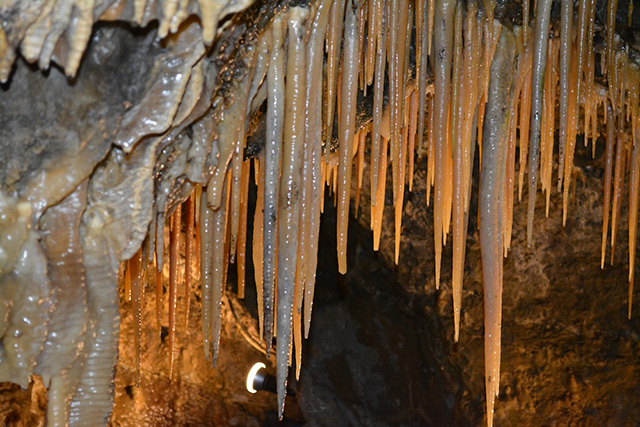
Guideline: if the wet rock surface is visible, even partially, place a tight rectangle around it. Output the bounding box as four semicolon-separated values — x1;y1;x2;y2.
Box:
0;379;46;427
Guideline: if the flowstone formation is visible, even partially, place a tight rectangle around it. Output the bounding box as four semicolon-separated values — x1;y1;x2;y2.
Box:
1;0;640;425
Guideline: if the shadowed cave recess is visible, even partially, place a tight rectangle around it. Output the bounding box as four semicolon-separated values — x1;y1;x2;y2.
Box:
1;0;640;425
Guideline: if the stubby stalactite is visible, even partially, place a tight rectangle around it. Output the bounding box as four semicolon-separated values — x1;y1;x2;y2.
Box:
1;0;640;425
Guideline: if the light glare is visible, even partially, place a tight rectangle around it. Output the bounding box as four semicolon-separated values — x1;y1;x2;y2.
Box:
246;362;266;394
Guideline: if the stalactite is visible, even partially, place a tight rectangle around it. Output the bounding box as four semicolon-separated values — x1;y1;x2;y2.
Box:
407;92;418;192
124;257;132;302
371;4;387;205
303;0;332;339
210;172;231;367
629;128;640;318
365;0;378;86
479;25;515;427
432;0;455;289
558;0;573;192
542;38;558;216
354;128;367;213
415;0;427;154
393;0;412;264
253;155;266;340
605;0;618;79
229;150;244;264
561;0;590;225
610;59;628;263
168;204;181;379
325;0;347;162
199;185;214;360
194;185;202;288
600;101;616;270
184;193;195;326
503;84;518;255
263;17;285;352
451;0;464;341
462;1;480;208
526;0;552;245
154;253;163;343
427;94;435;205
337;0;361;274
276;7;308;418
387;0;407;264
585;0;597;147
130;248;144;386
361;6;370;91
236;159;251;299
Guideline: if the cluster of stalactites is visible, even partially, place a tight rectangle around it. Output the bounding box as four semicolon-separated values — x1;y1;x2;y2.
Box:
120;0;640;425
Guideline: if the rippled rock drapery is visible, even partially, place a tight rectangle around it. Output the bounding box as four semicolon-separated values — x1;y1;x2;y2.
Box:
0;0;257;423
